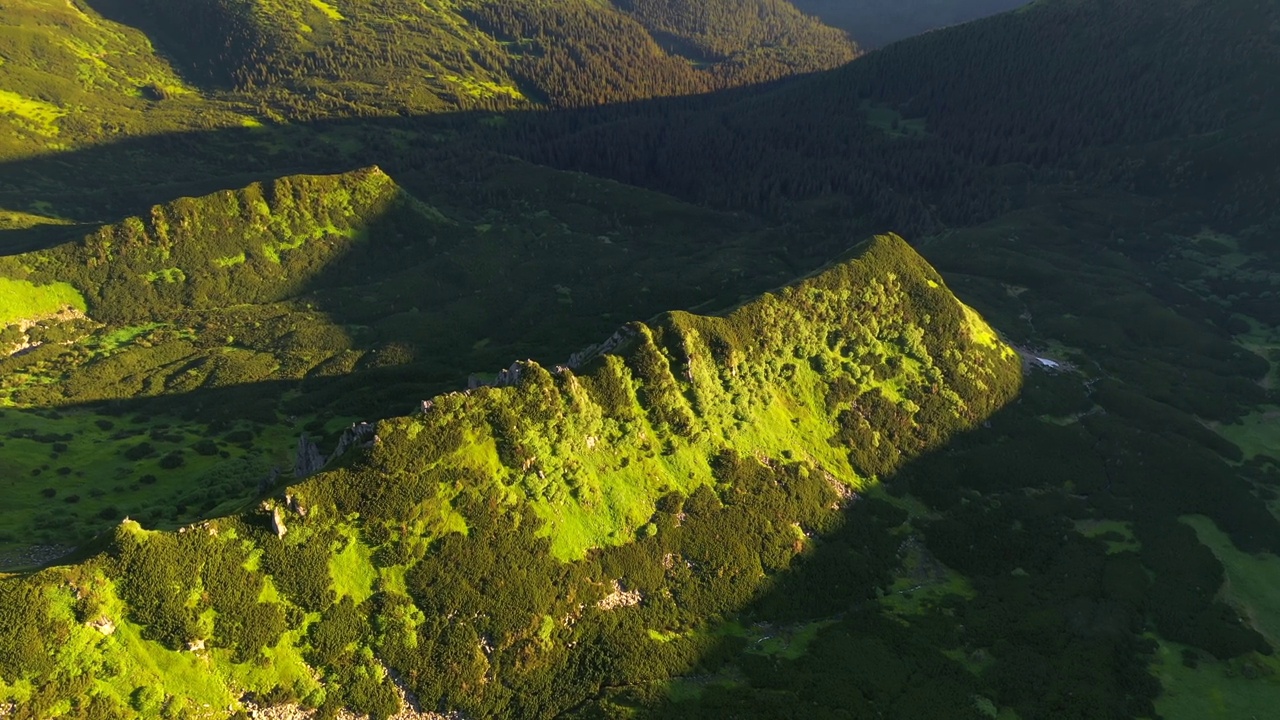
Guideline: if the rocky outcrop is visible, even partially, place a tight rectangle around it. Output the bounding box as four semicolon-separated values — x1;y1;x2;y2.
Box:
294;434;326;478
331;422;376;462
241;664;469;720
597;580;643;610
461;327;636;393
293;423;379;479
566;326;636;370
1;306;90;358
270;506;287;539
468;360;529;390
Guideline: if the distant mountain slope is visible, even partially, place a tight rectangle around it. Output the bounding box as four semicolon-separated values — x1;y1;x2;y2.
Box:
0;0;854;161
792;0;1030;48
0;0;251;159
0;234;1023;719
506;0;1280;237
82;0;856;114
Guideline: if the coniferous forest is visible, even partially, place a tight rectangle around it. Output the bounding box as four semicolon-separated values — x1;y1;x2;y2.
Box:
1;1;1279;718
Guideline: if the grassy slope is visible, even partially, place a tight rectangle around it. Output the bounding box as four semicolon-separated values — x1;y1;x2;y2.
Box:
0;0;250;161
0;167;426;552
0;0;854;156
0;277;84;326
0;159;809;556
1150;515;1280;719
0;234;1021;716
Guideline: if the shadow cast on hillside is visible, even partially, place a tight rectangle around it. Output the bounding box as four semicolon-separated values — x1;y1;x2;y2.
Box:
0;65;859;249
597;378;1276;719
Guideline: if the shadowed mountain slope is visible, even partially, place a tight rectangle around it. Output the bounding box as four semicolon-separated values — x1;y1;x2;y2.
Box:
792;0;1031;48
501;0;1280;237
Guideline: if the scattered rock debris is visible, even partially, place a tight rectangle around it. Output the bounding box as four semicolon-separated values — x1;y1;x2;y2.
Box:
598;580;643;610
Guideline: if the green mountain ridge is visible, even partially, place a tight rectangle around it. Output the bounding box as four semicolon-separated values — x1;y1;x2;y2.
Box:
0;234;1022;718
0;159;815;552
1;0;1280;717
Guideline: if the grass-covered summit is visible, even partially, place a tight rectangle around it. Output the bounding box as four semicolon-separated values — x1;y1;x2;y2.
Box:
0;234;1020;718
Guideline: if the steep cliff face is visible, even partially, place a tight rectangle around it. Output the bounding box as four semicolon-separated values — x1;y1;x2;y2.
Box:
0;234;1020;718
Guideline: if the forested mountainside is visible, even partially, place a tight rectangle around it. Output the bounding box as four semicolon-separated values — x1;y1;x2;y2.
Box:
1;236;1030;719
0;162;818;548
0;0;854;160
498;0;1280;239
791;0;1030;48
2;0;1280;718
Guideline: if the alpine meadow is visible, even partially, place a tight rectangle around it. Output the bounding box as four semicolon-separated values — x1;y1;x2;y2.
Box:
0;1;1278;719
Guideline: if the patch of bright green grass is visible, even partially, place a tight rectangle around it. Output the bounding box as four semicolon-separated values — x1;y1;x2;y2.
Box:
745;619;838;660
0;90;65;137
0;209;73;231
308;0;345;20
213;252;247;268
222;617;321;701
0;406;295;557
1074;519;1141;554
57;571;238;712
1181;514;1280;645
143;267;186;284
881;540;976;615
443;74;525;100
0;276;85;326
1152;637;1280;720
1208;407;1280;461
330;525;377;604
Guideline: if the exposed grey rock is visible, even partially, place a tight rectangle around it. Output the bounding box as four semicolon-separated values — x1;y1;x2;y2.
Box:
566;326;635;369
293;433;326;478
597;580;642;610
493;361;525;387
331;422;376;462
468;360;529;390
0;544;76;572
271;506;287;539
